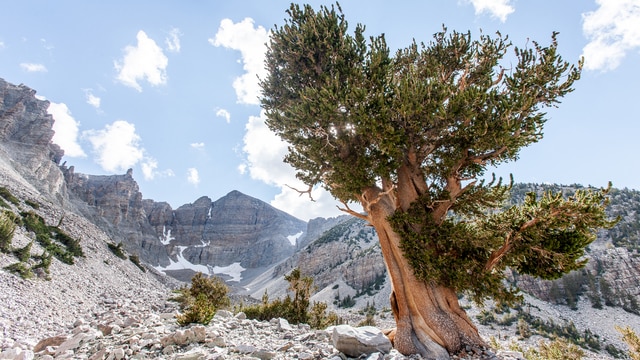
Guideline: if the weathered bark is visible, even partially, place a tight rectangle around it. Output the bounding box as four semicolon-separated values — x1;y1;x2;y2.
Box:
361;186;486;358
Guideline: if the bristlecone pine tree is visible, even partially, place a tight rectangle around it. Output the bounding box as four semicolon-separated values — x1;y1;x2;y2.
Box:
260;3;616;358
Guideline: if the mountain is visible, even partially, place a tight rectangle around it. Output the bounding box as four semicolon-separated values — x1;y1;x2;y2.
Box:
63;164;307;284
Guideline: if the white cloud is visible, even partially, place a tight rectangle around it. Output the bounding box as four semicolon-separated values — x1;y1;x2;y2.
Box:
47;102;87;158
582;0;640;71
165;27;182;53
0;41;5;49
209;18;269;105
84;120;145;172
190;142;205;149
187;168;200;185
216;108;231;123
84;89;101;109
114;30;168;91
20;63;47;72
467;0;514;22
241;111;343;221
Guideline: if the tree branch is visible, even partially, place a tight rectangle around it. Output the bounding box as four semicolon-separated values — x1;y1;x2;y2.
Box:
285;184;315;202
337;201;370;221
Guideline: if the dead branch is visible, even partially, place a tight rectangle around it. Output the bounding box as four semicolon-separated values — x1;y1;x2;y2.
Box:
337;201;369;221
285;184;315;202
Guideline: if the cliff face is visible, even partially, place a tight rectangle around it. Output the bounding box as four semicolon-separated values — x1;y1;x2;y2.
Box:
63;166;306;283
0;78;65;198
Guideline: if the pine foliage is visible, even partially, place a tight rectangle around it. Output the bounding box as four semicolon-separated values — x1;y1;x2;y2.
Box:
260;3;612;307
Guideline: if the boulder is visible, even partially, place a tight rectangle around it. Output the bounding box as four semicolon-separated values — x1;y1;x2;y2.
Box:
331;325;392;357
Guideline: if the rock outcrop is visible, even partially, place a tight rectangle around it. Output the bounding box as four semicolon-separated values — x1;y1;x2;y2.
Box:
0;78;65;199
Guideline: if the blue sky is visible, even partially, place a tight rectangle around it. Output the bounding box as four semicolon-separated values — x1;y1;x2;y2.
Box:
0;1;638;221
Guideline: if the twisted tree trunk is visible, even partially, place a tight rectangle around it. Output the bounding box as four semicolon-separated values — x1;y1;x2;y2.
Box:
363;187;486;358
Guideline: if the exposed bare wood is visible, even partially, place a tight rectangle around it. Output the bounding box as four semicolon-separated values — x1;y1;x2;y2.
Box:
336;201;370;221
284;184;315;202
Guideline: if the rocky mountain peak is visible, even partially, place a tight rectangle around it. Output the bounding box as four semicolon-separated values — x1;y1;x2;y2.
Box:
0;78;65;198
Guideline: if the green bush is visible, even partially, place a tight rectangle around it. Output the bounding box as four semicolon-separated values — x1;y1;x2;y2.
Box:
0;187;19;206
617;326;640;360
13;241;32;262
24;200;40;209
129;254;146;272
32;250;52;275
242;268;338;329
0;211;16;253
4;262;33;279
525;339;584;360
171;272;230;326
107;242;127;259
20;211;82;264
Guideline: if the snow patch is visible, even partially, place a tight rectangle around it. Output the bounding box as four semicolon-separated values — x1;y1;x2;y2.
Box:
287;231;303;246
154;246;245;282
154;246;209;274
159;226;175;245
211;262;245;282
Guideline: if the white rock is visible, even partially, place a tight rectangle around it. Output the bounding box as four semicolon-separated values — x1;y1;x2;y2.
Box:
331;325;392;358
276;318;294;331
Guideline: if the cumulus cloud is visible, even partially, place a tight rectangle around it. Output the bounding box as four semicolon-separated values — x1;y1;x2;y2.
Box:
190;142;205;149
20;63;47;72
187;168;200;185
84;120;145;172
216;108;231;123
84;89;101;109
114;30;168;91
47;102;86;158
165;27;182;53
209;18;269;105
0;41;5;49
241;111;343;220
467;0;514;22
582;0;640;71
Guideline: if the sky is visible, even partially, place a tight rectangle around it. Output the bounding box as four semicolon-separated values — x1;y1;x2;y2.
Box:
0;0;639;221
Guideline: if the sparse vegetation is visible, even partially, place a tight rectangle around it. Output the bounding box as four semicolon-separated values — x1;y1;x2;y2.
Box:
107;242;127;259
13;241;32;262
171;272;230;326
4;262;33;279
128;254;146;272
616;325;640;360
0;187;19;206
242;268;339;329
24;199;39;209
20;211;83;265
0;211;16;253
524;339;585;360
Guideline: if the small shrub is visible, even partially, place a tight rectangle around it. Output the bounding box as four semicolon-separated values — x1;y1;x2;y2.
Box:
0;187;19;206
172;272;230;326
107;242;127;259
605;344;626;359
616;325;640;360
0;212;16;253
51;227;83;258
24;200;40;209
13;241;32;263
129;254;146;272
309;301;340;329
20;211;82;264
525;339;584;360
32;250;52;275
517;318;531;338
242;268;335;329
4;262;33;279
